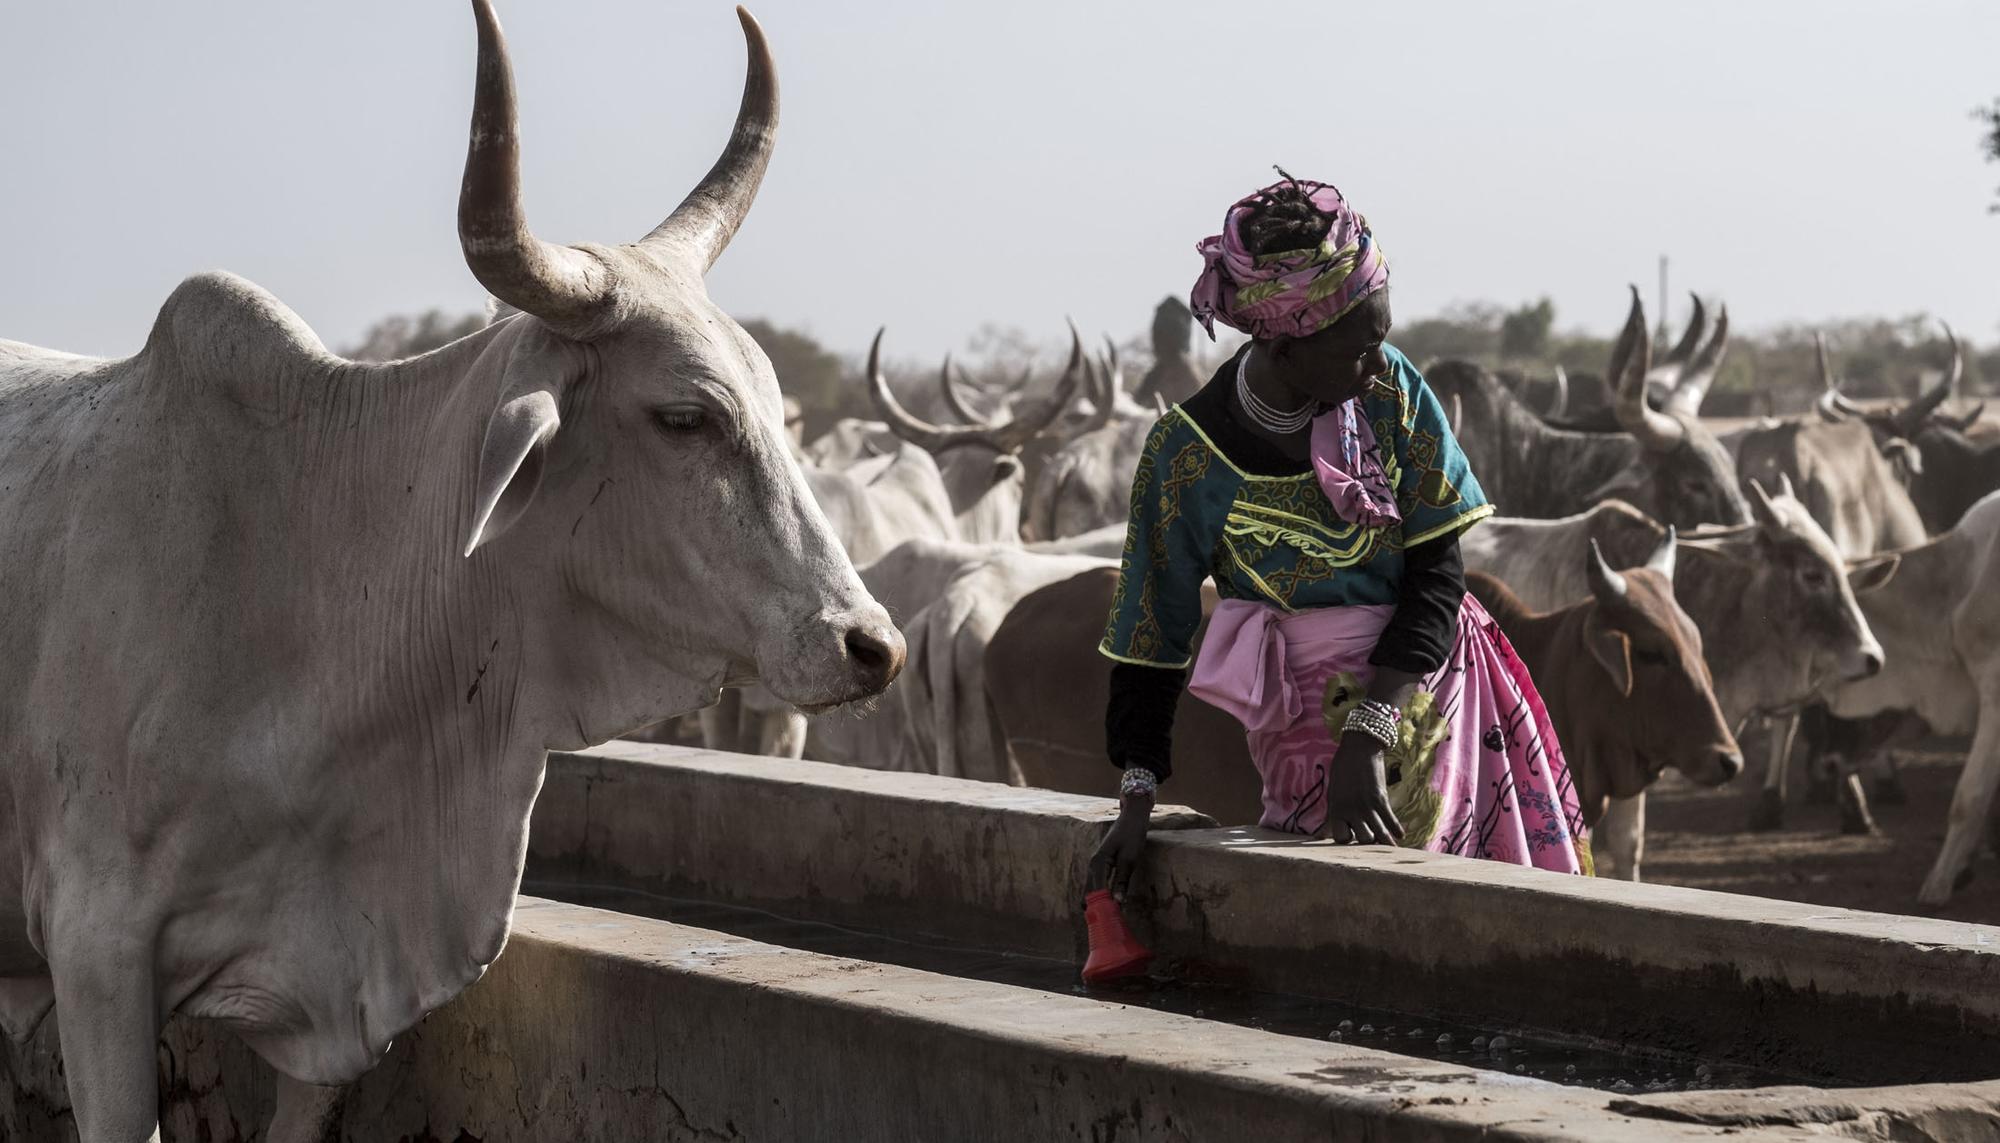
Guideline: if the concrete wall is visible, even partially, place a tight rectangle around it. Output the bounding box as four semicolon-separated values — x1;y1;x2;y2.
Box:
15;899;1986;1142
528;744;2000;1086
8;743;2000;1139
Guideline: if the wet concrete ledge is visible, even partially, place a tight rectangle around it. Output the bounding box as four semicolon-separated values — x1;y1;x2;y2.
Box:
531;743;2000;1087
6;897;1983;1141
140;901;1862;1141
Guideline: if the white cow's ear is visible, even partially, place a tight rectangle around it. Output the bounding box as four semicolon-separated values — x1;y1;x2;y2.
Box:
1583;612;1634;698
464;389;561;556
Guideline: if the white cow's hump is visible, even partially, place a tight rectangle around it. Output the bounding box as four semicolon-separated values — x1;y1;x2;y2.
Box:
0;271;338;433
138;270;336;393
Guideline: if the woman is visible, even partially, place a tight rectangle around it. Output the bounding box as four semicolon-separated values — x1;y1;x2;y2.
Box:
1090;173;1589;899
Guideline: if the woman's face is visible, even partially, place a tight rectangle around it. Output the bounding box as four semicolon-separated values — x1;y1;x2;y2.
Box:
1262;290;1393;406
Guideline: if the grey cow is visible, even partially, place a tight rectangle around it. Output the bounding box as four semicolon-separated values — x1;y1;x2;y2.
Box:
0;5;902;1139
1427;289;1751;532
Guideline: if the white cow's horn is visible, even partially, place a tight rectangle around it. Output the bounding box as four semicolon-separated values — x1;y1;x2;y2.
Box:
459;0;617;335
637;7;779;273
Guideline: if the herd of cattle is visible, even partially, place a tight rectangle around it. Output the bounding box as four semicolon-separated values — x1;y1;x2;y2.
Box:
25;3;1999;1134
669;285;2000;910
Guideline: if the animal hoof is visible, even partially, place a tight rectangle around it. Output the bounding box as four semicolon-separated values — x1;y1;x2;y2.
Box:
1747;790;1786;832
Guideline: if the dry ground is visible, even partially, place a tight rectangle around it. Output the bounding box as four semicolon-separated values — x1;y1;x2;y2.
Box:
1642;746;2000;923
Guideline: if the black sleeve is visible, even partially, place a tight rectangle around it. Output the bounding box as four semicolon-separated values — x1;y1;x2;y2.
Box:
1368;535;1466;676
1105;661;1185;784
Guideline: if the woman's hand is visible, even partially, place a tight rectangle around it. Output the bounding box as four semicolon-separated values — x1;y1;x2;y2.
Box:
1088;796;1153;901
1319;732;1405;845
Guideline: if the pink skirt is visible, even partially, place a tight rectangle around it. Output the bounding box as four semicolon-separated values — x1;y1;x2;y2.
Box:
1188;593;1588;874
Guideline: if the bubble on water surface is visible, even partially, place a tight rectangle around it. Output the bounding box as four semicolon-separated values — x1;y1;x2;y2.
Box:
1358;1024;1375;1035
1488;1036;1511;1053
1338;1020;1355;1033
1470;1035;1488;1049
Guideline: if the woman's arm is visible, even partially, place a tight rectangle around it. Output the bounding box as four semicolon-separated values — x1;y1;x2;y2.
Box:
1091;663;1182;899
1090;415;1218;898
1322;535;1467;844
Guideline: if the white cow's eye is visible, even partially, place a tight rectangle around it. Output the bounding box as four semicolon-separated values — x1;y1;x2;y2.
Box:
653;405;707;433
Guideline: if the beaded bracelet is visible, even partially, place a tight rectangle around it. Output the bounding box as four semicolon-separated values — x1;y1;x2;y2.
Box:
1341;700;1402;750
1119;766;1160;800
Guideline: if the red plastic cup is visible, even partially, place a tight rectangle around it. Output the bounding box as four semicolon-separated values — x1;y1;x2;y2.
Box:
1082;888;1153;984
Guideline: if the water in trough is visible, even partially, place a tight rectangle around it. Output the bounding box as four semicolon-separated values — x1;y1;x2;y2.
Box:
528;879;1810;1095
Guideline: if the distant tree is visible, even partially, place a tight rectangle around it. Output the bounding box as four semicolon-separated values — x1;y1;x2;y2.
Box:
343;309;486;362
1392;302;1501;364
736;318;849;441
1979;98;2000;211
1498;297;1556;360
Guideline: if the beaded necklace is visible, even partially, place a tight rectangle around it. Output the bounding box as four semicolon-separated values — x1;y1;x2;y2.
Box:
1234;348;1314;435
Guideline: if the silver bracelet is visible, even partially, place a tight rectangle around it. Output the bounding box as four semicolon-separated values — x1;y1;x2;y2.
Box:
1341;700;1401;750
1119;766;1159;800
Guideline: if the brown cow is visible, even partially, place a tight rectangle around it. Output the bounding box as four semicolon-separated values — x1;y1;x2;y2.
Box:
1466;539;1744;878
994;535;1740;879
990;571;1263;825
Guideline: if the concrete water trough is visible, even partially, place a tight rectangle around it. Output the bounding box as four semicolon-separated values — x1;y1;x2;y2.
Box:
6;741;2000;1140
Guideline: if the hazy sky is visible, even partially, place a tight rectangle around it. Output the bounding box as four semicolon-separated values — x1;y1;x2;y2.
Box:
4;1;1997;363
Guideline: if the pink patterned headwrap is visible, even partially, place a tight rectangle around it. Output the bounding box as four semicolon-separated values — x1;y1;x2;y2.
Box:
1190;177;1388;342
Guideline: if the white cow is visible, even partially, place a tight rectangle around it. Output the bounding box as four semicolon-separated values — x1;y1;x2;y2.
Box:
0;6;903;1139
808;540;1115;782
1828;491;2000;904
866;328;1085;543
699;443;960;758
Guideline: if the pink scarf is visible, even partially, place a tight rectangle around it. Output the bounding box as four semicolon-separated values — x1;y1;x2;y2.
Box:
1311;400;1400;529
1190;177;1389;343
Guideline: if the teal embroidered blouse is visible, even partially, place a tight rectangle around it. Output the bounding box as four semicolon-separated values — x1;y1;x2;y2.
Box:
1099;346;1492;670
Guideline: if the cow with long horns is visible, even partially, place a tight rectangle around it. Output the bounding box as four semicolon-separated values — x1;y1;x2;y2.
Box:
866;326;1085;542
1426;290;1752;531
0;5;903;1138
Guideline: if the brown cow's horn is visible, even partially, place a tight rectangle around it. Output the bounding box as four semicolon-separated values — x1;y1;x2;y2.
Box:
1611;286;1682;452
1663;303;1728;418
460;0;616;335
636;7;779;273
1587;540;1629;602
1814;388;1847;424
1950;402;1987;433
1814;332;1836;392
1548;364;1569;419
1646;526;1678;580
